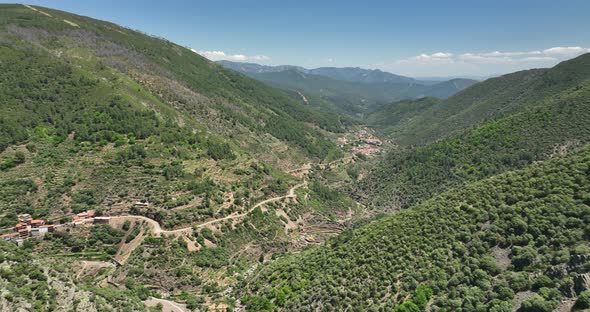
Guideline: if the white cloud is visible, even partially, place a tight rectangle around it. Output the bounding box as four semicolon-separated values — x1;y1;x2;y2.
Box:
387;46;590;76
398;52;454;65
542;46;590;55
193;49;270;62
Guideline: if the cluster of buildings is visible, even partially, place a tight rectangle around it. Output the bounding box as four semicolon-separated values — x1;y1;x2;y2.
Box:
1;214;54;245
338;128;384;156
1;210;111;245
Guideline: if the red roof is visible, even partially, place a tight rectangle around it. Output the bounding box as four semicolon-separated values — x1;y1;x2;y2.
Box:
87;210;96;217
31;219;45;224
15;223;27;228
1;233;18;237
18;229;28;233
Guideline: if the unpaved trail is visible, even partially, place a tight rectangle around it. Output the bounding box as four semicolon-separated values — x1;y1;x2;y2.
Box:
110;181;307;237
76;260;115;280
144;297;188;312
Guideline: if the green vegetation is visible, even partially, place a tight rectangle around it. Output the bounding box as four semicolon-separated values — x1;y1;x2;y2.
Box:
370;53;590;146
0;4;344;161
362;78;590;210
0;240;150;311
239;145;590;311
1;4;589;312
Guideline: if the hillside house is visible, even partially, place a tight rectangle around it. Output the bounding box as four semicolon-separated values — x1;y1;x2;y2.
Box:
31;225;52;237
18;214;32;223
30;220;45;228
18;229;28;238
72;210;96;224
14;222;27;231
1;232;18;242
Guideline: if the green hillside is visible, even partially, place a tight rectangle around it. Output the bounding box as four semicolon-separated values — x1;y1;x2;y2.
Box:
372;53;590;145
0;4;343;162
238;145;590;311
0;5;361;309
0;240;155;311
360;78;590;210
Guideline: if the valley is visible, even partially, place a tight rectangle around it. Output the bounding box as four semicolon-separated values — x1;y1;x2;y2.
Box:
0;3;589;312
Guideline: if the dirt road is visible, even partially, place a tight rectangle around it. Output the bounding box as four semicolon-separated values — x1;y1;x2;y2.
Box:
110;180;307;237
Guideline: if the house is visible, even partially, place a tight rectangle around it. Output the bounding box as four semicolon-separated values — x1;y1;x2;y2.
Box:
30;219;45;228
72;210;96;222
18;229;28;238
1;233;18;242
31;226;51;237
226;192;234;199
14;222;28;231
18;214;32;224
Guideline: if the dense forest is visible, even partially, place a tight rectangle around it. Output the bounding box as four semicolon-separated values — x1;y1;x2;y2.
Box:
360;78;590;210
0;4;342;161
240;145;590;311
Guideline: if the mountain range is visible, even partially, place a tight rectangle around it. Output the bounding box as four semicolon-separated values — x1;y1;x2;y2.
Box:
218;60;478;117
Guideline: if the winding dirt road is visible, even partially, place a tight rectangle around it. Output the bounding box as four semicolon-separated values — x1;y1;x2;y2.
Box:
110;180;307;237
144;297;188;312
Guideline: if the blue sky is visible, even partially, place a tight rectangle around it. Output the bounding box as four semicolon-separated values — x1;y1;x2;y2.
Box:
8;0;590;77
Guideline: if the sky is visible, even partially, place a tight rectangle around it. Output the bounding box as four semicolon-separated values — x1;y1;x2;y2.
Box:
7;0;590;77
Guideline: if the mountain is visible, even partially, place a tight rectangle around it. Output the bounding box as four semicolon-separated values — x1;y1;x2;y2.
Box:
307;66;416;84
239;145;590;311
0;4;347;166
217;61;417;84
361;76;590;210
360;54;590;210
216;61;306;74
218;61;477;117
0;5;359;309
370;53;590;146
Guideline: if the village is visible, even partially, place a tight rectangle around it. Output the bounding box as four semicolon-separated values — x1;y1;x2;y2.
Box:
337;127;385;156
1;209;112;246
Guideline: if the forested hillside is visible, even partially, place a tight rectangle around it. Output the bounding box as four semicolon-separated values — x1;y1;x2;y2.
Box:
370;53;590;145
0;4;343;163
0;5;359;310
360;78;590;210
239;145;590;311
